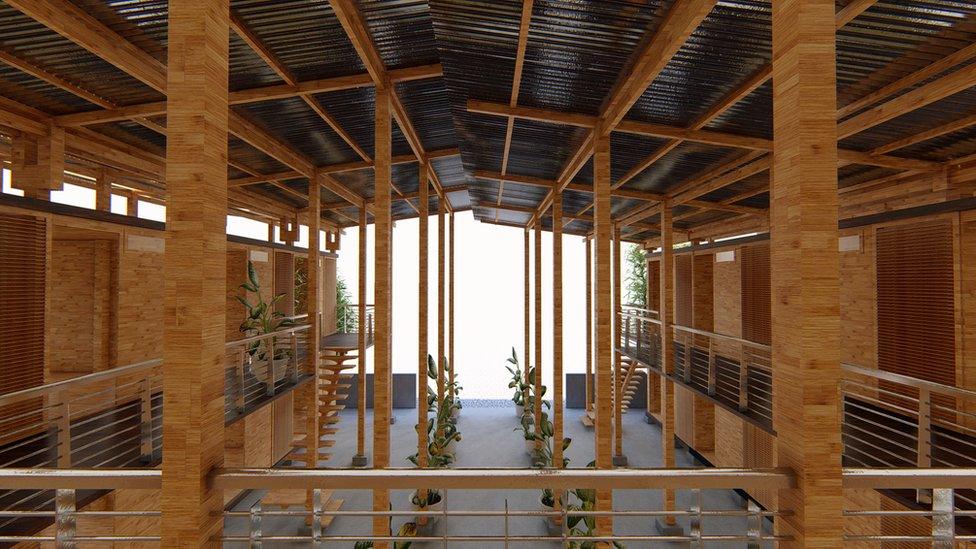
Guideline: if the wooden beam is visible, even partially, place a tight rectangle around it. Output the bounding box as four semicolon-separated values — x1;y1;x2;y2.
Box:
592;130;613;535
228;171;304;187
552;189;564;468
838;62;976;139
230;10;296;85
771;0;843;542
0;49;114;109
834;0;879;27
356;206;368;464
871;111;976;155
658;199;677;526
160;0;228;545
7;0;168;93
417;162;429;469
670;153;771;206
53;65;442;127
228;110;315;176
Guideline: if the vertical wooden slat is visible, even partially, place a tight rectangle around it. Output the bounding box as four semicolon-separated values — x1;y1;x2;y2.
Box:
659;200;677;527
437;193;445;438
306;172;321;474
534;217;543;450
449;211;455;399
771;0;843;542
95;169;110;212
592;131;613;534
417;163;429;468
524;228;530;408
372;84;393;544
356;206;367;462
741;244;771;345
585;237;593;413
552;190;563;467
613;224;623;459
161;0;228;545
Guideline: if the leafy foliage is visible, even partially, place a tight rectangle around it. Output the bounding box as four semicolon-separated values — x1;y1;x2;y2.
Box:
625;244;648;307
505;347;530;406
407;355;461;468
335;275;357;332
237;260;297;361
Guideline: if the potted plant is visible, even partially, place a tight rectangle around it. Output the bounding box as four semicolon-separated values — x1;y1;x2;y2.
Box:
237;260;297;384
355;511;417;549
505;348;529;418
409;489;442;528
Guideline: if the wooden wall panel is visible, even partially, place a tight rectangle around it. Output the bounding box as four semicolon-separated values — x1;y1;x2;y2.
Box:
273;251;295;317
742;421;777;511
114;487;160;549
740;243;771;345
877;220;955;387
674;384;695;446
692;253;713;332
713;407;743;467
226;249;248;341
272;391;294;463
840;229;877;369
712;251;741;338
115;230;164;366
647;257;659;311
322;256;337;336
674;254;693;327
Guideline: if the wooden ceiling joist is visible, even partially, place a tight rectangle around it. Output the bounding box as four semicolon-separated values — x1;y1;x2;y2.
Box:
0;49;114;109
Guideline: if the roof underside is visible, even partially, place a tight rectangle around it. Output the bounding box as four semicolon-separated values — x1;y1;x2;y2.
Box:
0;0;973;241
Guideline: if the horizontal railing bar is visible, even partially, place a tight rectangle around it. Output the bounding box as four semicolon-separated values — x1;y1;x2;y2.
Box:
0;468;161;490
0;359;161;406
843;362;976;400
224;508;784;518
212;467;796;490
225;323;310;347
842;468;976;489
220;535;790;543
671;323;771;350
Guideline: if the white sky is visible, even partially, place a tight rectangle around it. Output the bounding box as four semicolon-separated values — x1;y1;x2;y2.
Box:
5;172;629;399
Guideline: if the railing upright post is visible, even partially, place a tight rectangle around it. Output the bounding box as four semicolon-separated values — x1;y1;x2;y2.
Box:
737;346;749;413
625;316;631;351
249;501;263;548
636;318;642;355
140;377;153;463
290;332;300;383
931;488;955;548
917;387;932;504
683;333;692;384
707;339;716;397
55;488;76;549
745;499;761;549
236;349;246;413
690;488;702;548
368;312;374;343
266;337;276;396
56;390;71;468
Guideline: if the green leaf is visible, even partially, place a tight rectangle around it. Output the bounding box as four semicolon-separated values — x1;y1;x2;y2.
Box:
247;260;259;288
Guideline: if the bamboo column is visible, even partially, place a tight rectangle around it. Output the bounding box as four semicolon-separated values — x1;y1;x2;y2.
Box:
161;0;228;545
771;0;842;542
94;169;110;212
658;200;679;535
372;84;393;544
449;211;455;399
437;194;446;433
126;191;137;217
417;163;429;468
523;228;531;411
306;174;322;475
533;216;543;451
353;204;367;466
613;223;625;465
592;131;613;534
585;236;593;414
552;192;563;468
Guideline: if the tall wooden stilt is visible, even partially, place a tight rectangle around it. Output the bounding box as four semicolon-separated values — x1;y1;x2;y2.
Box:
585;237;593;414
552;191;563;468
771;0;842;543
354;204;367;466
533;217;543;451
161;0;228;545
523;228;531;412
417;163;429;468
306;172;321;475
372;84;393;546
592;131;613;534
613;223;624;463
449;211;455;400
94;169;110;212
659;200;678;533
437;194;446;436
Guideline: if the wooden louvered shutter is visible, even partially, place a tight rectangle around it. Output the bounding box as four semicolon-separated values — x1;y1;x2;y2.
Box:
876;221;955;388
647;259;660;313
675;254;693;326
0;214;47;441
274;251;295;317
740;243;771;345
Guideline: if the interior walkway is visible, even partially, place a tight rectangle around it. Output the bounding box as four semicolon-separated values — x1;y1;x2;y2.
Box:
227;403;767;547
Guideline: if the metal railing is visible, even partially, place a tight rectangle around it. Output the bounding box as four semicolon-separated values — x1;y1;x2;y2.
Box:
619;305;662;368
337;303;374;340
843;468;976;545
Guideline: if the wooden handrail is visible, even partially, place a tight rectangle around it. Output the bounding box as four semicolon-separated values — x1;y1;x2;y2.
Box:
0;359;162;407
842;362;976;401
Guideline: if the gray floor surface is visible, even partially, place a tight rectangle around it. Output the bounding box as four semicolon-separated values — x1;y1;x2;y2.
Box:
226;404;769;547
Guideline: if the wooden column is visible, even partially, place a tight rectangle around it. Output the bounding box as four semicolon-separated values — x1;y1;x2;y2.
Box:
592;131;613;534
306;175;322;474
94;169;110;212
126;191;138;217
552;191;563;467
585;236;593;413
771;0;843;543
659;200;678;532
373;84;393;544
437;194;446;428
354;204;367;465
417;163;429;468
533;217;542;450
449;211;455;399
523;228;530;409
161;0;228;545
613;223;624;462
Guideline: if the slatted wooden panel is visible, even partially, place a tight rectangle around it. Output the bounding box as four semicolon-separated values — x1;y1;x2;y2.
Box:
647;258;660;310
0;213;46;441
675;254;693;327
294;256;308;315
274;251;295;317
226;250;248;341
740;243;771;345
876;221;955;388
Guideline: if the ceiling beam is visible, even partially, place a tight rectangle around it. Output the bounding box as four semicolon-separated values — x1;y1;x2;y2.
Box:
6;0;168;93
0;49;115;109
496;0;535;221
871;112;976;156
475;170;665;201
834;0;880;28
230;11;297;86
53;65;442;127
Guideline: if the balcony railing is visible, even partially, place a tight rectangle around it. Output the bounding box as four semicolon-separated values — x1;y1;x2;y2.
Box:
337;303;374;339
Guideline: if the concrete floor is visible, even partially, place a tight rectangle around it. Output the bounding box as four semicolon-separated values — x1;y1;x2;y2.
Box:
226;403;770;547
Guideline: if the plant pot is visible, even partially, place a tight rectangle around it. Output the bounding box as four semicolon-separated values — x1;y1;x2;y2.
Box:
250;356;288;384
412;495;442;528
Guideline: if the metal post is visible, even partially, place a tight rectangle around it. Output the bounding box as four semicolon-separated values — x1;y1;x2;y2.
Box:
746;498;761;549
737;346;749;413
917;388;933;505
706;340;716;397
266;337;276;396
690;488;702;548
290;333;300;383
55;488;76;549
236;349;246;413
249;501;263;548
312;488;323;545
683;334;693;384
56;391;71;468
625;316;631;351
